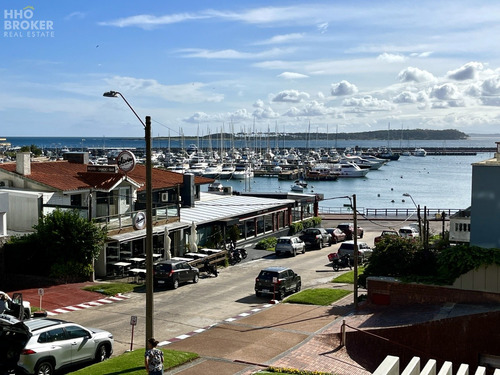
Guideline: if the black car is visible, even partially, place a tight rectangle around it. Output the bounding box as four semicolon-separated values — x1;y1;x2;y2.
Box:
255;266;301;300
153;260;199;289
299;228;331;249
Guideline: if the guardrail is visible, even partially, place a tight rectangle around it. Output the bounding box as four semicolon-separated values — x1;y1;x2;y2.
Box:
319;206;460;219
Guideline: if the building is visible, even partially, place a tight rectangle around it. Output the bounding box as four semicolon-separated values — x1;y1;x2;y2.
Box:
470;142;500;248
449;206;471;243
0;152;323;278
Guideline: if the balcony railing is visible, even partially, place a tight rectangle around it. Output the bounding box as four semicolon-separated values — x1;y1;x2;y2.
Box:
94;204;179;231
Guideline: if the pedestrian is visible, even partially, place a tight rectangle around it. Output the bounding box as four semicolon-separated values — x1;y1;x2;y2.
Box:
0;292;12;315
144;337;164;375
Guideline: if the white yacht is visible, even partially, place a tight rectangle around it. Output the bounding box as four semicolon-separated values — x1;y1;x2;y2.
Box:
219;163;235;179
413;148;427;157
332;162;369;178
232;163;254;179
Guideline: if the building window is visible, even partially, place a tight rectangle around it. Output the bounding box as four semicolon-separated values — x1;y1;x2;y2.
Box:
70;194;82;207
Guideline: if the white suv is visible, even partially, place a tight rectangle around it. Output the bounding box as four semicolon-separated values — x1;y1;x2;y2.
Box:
399;226;419;238
0;315;113;375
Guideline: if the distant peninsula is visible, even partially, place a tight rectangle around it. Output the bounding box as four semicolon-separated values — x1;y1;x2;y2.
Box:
178;128;469;141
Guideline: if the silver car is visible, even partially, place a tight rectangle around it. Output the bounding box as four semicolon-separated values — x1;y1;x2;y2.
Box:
0;315;113;375
275;236;306;257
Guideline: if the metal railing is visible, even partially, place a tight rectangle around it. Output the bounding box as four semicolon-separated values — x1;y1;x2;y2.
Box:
94;204;179;231
319;206;459;219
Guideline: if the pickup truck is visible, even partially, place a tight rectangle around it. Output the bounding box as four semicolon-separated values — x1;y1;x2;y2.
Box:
299;228;331;249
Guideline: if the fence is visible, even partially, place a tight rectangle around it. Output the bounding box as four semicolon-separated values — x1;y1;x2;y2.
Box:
319;206;459;219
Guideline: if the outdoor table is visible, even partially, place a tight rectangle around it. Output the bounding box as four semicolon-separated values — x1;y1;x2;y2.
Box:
113;262;131;276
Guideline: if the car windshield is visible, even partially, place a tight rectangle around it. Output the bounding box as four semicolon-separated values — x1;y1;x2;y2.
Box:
277;239;291;244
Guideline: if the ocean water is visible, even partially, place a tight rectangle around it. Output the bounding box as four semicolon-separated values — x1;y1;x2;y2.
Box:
3;135;498;211
207;153;492;212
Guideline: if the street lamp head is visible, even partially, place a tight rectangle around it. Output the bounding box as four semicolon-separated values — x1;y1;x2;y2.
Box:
103;91;119;98
402;193;410;197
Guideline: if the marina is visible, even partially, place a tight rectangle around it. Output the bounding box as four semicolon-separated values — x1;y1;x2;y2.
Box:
0;136;497;214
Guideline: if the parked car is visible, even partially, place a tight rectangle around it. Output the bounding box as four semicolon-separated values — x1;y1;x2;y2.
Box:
153;259;199;289
399;226;420;239
337;240;373;263
325;228;347;244
275;236;306;257
0;315;113;375
299;228;331;249
336;223;364;240
255;266;301;300
374;230;399;245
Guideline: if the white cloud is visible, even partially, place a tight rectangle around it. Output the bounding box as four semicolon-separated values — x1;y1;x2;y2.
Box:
277;72;309;80
431;83;462;100
447;62;484;81
64;12;86;20
331;80;358;96
377;53;407;63
179;47;295;59
104;76;224;103
253;106;280;119
317;22;328;33
255;33;304;45
342;96;395;112
99;13;208;29
397;67;435;83
253;99;265;108
272;90;310;103
282;101;335;117
393;91;419;104
481;76;500;96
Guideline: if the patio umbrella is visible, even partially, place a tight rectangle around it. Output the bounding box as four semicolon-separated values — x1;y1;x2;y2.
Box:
189;221;198;252
164;227;171;260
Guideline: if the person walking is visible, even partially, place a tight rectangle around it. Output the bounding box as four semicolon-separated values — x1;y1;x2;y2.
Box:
144;338;164;375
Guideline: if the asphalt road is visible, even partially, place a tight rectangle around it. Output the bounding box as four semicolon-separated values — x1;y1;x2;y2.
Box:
63;218;446;355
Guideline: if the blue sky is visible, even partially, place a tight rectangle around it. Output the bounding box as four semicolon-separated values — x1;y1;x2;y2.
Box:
2;0;500;137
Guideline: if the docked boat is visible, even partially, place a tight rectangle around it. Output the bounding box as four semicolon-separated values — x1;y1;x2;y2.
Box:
413;148;427;157
202;164;222;178
332;162;369;178
208;182;224;192
290;183;304;192
219;163;235;179
232;163;254;179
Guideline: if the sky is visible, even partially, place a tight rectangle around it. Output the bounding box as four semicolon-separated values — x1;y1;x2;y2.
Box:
2;0;500;137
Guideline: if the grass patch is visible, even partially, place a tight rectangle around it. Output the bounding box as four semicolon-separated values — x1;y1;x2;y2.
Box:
332;266;364;284
283;288;351;306
83;282;138;296
69;348;198;375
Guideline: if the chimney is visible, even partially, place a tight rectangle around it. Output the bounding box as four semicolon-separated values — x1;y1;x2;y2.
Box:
181;173;195;207
16;152;31;176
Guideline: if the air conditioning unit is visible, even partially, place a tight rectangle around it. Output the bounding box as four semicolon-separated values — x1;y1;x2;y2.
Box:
160;192;169;202
0;180;12;187
223;186;233;195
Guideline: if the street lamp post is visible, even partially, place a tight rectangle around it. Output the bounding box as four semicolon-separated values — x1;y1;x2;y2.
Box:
103;91;154;347
403;192;422;240
342;195;358;309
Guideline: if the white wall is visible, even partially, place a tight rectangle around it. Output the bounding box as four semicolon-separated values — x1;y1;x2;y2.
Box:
6;191;42;231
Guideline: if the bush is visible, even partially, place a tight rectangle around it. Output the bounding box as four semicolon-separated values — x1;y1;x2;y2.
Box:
288;217;321;235
255;237;278;250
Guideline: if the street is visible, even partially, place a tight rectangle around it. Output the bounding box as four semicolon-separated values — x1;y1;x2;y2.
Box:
62;218;445;355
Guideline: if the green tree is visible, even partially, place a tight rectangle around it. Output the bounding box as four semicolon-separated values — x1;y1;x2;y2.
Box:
5;209;107;281
19;144;43;157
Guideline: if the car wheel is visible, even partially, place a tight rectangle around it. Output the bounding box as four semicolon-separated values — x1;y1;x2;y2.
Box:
95;344;109;362
193;273;199;283
292;249;296;257
256;291;262;297
318;240;323;249
332;237;338;244
172;278;179;289
276;288;285;300
35;361;54;375
295;282;301;293
302;247;306;254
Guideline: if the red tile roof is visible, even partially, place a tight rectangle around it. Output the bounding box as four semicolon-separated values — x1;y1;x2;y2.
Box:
0;161;213;192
